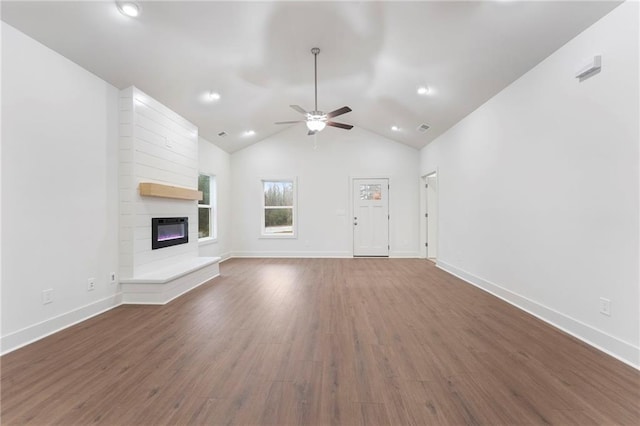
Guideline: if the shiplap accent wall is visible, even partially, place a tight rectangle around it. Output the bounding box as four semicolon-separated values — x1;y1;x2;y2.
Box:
119;87;200;278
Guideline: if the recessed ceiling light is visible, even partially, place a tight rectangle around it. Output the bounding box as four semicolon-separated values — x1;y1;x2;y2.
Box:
207;91;221;101
391;125;400;132
243;130;256;137
116;1;141;17
417;86;431;96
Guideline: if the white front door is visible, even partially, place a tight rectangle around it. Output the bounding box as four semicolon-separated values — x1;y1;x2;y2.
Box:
353;178;389;257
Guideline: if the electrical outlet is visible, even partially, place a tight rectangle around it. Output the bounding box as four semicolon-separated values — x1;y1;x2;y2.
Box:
87;278;96;291
599;297;611;316
42;289;53;305
109;272;117;284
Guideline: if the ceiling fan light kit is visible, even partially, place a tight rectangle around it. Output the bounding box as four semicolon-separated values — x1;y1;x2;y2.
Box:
275;47;353;136
116;1;141;17
307;119;326;132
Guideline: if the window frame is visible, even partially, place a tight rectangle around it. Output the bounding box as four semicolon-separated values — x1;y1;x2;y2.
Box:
260;177;298;239
198;173;217;244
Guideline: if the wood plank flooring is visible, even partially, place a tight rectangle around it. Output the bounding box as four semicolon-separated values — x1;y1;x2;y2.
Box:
1;258;638;425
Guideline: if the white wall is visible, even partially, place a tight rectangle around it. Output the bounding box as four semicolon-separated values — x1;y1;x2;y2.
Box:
119;87;200;278
1;23;120;353
0;19;4;349
198;137;232;260
231;126;420;257
420;2;639;367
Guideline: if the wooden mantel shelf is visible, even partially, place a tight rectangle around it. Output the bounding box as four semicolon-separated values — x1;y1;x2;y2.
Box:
139;182;203;201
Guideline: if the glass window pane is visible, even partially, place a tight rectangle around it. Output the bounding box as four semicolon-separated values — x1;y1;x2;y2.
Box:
360;184;382;200
264;208;293;234
198;174;210;205
264;181;294;206
198;207;210;238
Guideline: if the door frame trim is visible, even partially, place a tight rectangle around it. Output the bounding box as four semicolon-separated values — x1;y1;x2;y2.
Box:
421;169;438;260
349;175;391;257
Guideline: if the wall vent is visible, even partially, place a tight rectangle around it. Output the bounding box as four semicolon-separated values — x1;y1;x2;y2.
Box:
218;131;227;137
417;123;430;133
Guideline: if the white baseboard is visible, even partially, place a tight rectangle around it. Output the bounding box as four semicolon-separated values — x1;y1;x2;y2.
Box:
231;251;353;258
436;260;640;370
230;251;420;259
218;251;232;262
1;293;123;356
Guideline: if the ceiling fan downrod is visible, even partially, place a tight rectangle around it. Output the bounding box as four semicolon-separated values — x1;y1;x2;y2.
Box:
311;47;320;113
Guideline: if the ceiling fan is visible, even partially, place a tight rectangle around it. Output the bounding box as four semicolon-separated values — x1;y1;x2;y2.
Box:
275;47;353;135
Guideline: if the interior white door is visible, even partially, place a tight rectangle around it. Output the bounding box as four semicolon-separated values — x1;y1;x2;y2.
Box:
353;178;389;257
426;174;438;259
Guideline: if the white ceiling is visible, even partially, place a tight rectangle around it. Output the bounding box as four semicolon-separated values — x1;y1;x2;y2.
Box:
1;1;621;153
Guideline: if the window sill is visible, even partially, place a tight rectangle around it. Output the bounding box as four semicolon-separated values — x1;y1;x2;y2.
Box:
259;234;297;239
198;237;218;246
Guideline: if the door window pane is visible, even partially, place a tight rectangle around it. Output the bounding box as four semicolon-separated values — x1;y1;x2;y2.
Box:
360;184;382;200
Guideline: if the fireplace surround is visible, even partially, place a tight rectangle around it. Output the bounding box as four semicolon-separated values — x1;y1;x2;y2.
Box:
152;217;188;250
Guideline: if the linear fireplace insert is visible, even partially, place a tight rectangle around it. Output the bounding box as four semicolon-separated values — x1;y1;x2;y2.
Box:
152;217;188;250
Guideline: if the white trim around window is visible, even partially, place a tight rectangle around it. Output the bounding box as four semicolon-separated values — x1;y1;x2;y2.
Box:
260;177;297;239
198;173;217;242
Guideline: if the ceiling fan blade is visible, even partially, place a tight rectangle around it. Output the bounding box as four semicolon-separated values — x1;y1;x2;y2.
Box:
290;105;308;115
326;121;353;130
307;130;317;136
326;106;352;119
275;120;304;125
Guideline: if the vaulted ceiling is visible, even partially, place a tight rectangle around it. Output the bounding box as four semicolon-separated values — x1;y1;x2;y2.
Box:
1;1;621;153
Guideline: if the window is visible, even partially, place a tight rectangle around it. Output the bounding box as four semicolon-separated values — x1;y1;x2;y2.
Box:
198;174;216;240
262;178;296;237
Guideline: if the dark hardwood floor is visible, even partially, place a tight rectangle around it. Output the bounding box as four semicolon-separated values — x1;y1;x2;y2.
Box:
1;258;638;425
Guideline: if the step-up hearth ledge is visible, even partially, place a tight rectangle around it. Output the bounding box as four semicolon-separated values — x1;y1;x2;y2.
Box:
120;257;221;305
